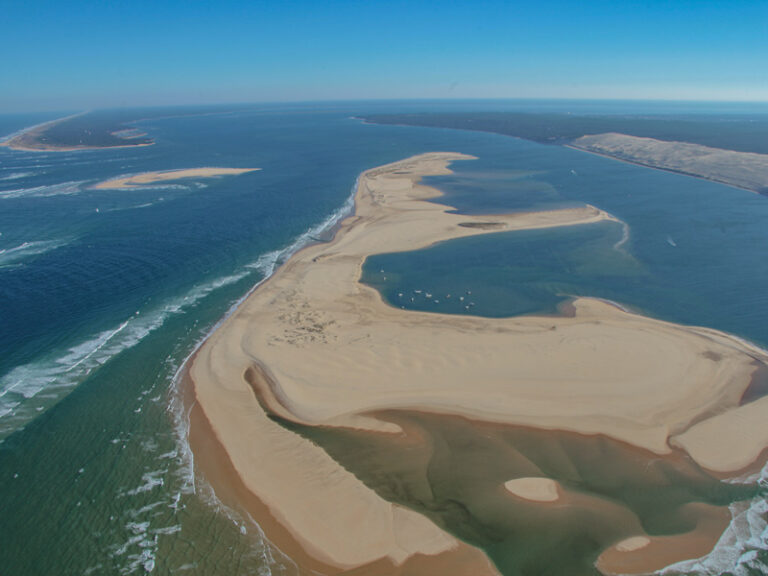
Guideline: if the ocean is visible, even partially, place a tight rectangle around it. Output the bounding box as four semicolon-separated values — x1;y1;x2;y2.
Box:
0;101;766;575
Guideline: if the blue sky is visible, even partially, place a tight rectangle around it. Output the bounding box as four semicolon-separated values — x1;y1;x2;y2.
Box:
1;0;767;111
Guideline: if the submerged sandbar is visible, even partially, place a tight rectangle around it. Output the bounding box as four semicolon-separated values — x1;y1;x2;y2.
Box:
91;167;259;190
189;152;768;574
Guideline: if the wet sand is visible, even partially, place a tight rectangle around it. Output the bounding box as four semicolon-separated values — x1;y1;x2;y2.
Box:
188;152;768;574
91;167;259;189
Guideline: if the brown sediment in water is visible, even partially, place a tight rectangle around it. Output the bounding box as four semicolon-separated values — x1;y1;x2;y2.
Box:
275;408;755;576
596;503;732;575
188;152;768;575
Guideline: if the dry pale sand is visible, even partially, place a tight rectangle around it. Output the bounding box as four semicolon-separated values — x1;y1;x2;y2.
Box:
571;132;768;194
189;152;768;573
91;167;259;189
504;478;560;502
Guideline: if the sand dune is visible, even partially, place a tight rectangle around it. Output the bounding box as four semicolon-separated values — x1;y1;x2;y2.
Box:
189;152;768;574
571;132;768;194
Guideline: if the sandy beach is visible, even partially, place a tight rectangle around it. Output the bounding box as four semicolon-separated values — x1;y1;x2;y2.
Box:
189;152;768;574
91;167;260;190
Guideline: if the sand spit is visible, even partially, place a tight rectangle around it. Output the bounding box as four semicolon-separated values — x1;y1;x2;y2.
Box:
0;112;153;152
189;152;768;574
570;132;768;194
91;167;260;190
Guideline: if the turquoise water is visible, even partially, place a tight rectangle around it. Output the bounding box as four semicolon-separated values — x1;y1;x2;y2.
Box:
1;103;767;575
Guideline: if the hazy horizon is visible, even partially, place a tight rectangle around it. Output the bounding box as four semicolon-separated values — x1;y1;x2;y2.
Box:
3;0;767;113
6;96;768;119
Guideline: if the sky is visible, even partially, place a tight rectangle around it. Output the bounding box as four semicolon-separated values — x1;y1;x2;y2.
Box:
1;0;767;112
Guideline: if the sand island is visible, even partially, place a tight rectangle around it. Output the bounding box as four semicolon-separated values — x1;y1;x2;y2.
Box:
91;167;260;190
187;153;768;575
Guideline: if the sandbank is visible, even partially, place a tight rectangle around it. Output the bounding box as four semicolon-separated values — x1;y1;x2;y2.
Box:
91;167;259;190
189;152;768;574
504;478;560;502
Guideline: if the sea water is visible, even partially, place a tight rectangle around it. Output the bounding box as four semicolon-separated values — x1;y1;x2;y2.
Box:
0;102;766;575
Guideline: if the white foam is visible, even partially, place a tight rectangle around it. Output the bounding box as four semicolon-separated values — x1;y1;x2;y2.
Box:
122;470;167;496
0;238;70;266
128;501;164;517
151;525;181;536
659;462;768;575
0;268;251;441
0;172;35;181
0;180;86;199
164;176;358;574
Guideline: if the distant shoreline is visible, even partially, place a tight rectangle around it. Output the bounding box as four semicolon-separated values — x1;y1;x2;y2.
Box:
0;111;155;152
360;115;768;196
568;133;768;196
566;143;763;195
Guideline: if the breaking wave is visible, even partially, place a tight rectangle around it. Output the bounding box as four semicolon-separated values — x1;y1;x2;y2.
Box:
165;176;358;573
0;172;358;441
0;180;86;199
0;171;35;181
0;239;70;267
659;463;768;576
0;271;249;440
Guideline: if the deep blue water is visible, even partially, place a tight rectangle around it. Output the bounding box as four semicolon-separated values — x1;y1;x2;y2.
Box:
0;102;766;575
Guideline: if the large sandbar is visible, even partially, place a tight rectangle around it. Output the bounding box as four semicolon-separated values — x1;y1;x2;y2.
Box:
189;152;768;573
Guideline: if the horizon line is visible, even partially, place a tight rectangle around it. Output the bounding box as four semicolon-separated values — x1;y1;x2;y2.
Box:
5;96;768;117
